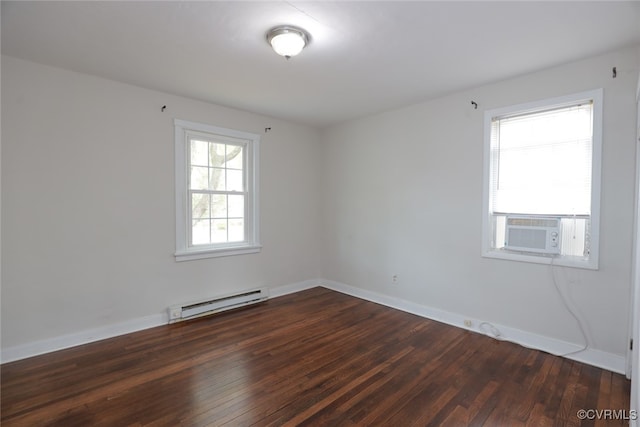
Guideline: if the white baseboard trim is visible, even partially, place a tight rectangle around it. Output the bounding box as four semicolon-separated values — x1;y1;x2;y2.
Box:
1;278;626;374
0;279;322;364
0;313;167;364
269;279;321;298
319;279;626;374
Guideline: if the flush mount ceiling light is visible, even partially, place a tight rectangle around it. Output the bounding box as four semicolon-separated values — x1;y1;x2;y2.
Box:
266;26;310;59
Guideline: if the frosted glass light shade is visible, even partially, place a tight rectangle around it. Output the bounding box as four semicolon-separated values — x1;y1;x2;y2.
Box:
267;26;309;58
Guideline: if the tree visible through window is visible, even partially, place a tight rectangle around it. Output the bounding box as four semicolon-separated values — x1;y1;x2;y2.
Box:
190;138;245;245
175;120;260;261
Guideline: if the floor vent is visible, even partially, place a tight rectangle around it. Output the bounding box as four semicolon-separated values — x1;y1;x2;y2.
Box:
168;288;268;323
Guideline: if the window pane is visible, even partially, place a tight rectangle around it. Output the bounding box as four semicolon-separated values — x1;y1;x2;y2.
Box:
229;219;244;242
227;169;244;191
211;219;228;243
190;166;209;190
190;139;209;166
495;140;592;214
225;146;243;170
492;103;593;216
209;143;226;167
191;193;210;220
228;195;244;218
192;219;210;245
211;194;227;218
176;120;259;259
210;168;225;191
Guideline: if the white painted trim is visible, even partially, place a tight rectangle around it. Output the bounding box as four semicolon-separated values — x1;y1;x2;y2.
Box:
0;313;167;364
175;244;262;262
269;279;321;298
482;249;597;270
481;89;603;271
1;278;625;374
319;279;626;374
174;119;261;262
630;72;640;427
0;280;319;364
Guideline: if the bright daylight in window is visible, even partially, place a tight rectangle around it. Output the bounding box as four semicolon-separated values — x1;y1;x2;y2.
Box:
482;89;602;269
175;120;260;261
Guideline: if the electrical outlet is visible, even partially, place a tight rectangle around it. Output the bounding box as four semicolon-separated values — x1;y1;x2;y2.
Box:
392;275;398;283
463;320;472;327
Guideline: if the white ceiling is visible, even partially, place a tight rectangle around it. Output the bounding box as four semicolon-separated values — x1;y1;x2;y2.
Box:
2;1;640;128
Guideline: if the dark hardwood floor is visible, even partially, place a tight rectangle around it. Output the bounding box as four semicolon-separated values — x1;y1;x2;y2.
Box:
1;287;631;426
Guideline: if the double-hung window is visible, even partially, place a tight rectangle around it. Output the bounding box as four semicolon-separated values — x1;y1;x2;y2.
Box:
175;119;260;261
482;89;603;269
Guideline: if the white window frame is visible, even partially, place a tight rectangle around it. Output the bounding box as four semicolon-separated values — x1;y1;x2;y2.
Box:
481;89;603;270
174;119;261;262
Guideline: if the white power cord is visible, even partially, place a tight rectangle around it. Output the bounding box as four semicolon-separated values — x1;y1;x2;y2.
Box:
478;257;589;357
549;256;589;356
478;322;503;339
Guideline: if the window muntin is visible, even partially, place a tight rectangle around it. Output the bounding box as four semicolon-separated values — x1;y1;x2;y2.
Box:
482;89;602;269
188;134;247;246
175;120;260;261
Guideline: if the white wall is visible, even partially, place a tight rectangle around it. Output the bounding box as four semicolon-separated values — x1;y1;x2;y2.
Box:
321;46;640;361
1;56;321;354
3;46;639;371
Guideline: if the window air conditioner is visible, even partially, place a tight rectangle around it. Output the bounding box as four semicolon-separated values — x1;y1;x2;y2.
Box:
504;216;561;255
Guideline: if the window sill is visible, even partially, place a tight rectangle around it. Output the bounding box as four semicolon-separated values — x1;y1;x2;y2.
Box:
175;244;262;262
482;248;598;270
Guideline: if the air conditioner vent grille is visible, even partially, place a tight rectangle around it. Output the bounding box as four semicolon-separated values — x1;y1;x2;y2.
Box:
505;215;561;255
506;217;560;228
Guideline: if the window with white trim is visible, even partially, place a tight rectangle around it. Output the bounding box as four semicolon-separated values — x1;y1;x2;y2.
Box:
482;89;603;269
175;119;260;261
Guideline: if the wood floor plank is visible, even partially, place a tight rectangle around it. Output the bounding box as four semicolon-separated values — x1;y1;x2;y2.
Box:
1;287;631;426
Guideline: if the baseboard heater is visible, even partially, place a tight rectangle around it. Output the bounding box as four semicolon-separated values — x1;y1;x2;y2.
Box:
168;288;269;323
